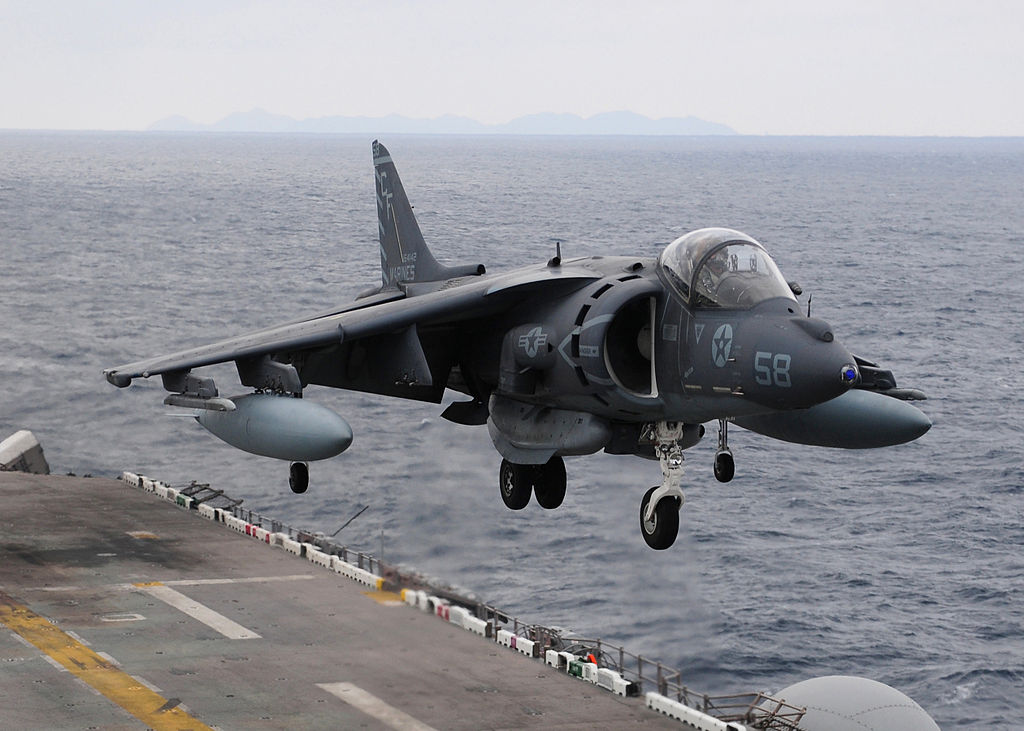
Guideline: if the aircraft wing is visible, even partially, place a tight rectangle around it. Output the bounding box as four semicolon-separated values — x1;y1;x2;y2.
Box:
104;265;599;389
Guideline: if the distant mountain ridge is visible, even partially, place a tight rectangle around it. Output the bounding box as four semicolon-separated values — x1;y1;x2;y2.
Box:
148;109;736;136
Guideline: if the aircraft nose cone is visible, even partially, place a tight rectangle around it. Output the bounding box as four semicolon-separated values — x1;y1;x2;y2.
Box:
793;317;860;397
795;318;864;405
796;343;860;408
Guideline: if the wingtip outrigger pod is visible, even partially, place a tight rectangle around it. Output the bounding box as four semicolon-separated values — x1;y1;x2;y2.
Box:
372;140;485;289
105;369;132;388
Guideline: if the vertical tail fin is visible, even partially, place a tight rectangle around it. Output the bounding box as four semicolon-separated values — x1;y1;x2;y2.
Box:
373;140;484;289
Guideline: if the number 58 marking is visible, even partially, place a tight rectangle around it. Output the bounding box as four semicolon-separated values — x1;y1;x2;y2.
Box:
754;351;791;387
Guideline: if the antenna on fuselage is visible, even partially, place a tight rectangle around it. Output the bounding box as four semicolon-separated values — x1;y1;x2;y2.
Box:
548;239;562;268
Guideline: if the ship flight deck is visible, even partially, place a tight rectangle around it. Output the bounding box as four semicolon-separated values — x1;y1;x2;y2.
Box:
0;472;694;730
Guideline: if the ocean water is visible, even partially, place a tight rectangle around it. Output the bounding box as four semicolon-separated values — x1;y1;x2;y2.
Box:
2;132;1022;728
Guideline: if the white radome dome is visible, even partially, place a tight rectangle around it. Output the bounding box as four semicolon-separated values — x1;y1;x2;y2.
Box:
771;676;939;731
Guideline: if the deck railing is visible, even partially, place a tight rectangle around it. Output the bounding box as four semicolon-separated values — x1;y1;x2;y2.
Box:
169;487;807;730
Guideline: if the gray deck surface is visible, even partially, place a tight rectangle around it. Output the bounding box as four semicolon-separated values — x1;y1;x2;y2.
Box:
0;473;678;730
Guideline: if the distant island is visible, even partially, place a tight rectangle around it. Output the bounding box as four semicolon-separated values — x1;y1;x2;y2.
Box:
148;109;737;136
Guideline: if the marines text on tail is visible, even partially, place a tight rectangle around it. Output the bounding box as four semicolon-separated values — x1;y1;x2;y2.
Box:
105;141;930;549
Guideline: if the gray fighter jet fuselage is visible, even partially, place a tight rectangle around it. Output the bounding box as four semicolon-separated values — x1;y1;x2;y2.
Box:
105;141;930;549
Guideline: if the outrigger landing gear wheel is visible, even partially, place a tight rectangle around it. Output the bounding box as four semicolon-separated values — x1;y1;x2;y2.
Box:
714;418;735;483
714;450;735;483
640;486;680;550
532;456;567;509
499;459;532;510
289;462;309;494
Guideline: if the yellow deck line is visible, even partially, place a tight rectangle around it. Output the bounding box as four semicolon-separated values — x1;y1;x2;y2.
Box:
362;590;405;605
0;590;214;731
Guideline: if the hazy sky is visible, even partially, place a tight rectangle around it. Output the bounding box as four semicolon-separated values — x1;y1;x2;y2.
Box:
2;0;1021;135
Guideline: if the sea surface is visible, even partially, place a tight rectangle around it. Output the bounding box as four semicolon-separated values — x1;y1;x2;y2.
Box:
2;132;1022;728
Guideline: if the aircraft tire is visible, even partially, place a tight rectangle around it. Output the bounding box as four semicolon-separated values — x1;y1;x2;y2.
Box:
499;459;532;510
714;451;735;483
533;456;566;509
640;486;679;550
289;462;309;494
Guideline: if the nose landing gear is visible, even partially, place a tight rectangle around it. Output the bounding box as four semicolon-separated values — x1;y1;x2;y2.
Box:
640;486;680;550
639;421;687;550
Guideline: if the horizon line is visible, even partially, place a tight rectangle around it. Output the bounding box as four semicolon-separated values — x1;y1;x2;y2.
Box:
2;127;1022;139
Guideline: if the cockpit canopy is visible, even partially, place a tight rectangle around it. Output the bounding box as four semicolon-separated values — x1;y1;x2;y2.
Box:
658;228;797;309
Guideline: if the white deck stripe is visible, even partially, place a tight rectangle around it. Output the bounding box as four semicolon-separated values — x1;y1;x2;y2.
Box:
27;574;315;592
137;584;261;640
317;682;437;731
161;575;314;586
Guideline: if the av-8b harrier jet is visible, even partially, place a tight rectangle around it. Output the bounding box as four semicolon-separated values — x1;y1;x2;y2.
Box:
105;141;930;549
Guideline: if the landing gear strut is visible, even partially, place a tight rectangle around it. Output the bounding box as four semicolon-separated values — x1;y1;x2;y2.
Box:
289;462;309;494
714;419;735;483
639;421;686;550
499;456;567;510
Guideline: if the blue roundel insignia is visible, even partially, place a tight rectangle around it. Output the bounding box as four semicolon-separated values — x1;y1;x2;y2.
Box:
711;324;733;368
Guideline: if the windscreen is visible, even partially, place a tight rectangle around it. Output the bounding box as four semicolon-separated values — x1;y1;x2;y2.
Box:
692;243;795;308
659;228;796;309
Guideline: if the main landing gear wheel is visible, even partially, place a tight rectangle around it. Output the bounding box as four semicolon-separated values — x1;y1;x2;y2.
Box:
289;462;309;494
640;486;679;550
532;456;566;509
499;459;532;510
